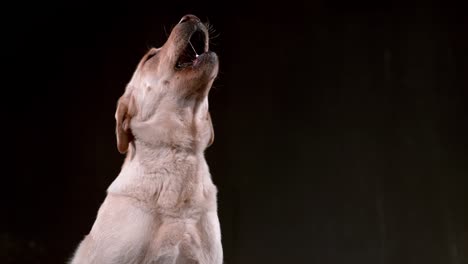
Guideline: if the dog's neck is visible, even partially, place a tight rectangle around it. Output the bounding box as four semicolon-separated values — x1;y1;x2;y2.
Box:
128;139;204;173
129;108;211;156
107;138;215;212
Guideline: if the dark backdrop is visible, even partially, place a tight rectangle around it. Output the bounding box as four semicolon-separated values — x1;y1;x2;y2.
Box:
2;1;467;263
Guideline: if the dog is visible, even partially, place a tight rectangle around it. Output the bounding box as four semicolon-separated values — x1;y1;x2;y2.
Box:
70;14;222;264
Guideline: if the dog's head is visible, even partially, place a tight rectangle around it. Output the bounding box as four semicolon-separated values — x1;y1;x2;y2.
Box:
115;15;219;154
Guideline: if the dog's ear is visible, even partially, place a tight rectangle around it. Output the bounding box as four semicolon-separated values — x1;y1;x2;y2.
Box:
115;93;136;153
207;112;215;147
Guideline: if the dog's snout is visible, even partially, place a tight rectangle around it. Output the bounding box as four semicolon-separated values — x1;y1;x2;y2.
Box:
179;14;201;24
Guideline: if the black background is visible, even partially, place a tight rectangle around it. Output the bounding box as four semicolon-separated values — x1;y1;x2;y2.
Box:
1;1;467;263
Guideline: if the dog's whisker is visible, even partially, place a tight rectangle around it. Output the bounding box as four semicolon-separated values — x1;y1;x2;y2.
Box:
204;20;211;29
210;33;220;40
163;25;169;37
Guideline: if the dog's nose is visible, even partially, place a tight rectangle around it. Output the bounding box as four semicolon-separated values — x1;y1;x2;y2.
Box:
179;14;201;24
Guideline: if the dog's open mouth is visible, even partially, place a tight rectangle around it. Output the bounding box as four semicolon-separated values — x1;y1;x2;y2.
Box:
176;29;208;69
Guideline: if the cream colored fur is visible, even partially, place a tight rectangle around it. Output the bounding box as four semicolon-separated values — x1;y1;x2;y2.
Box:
70;15;222;264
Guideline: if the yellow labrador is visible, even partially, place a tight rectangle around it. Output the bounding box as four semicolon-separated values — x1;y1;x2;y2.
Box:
71;15;222;264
